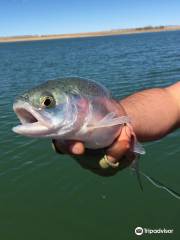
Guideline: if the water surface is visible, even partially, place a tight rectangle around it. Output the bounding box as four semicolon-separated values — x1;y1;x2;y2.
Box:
0;31;180;239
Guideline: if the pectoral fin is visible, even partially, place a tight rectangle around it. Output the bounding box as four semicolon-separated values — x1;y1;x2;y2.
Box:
87;113;130;130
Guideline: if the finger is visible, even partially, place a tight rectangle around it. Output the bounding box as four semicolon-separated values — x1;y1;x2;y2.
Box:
52;139;85;155
105;141;136;170
106;139;130;163
105;125;136;169
106;125;132;161
69;141;85;155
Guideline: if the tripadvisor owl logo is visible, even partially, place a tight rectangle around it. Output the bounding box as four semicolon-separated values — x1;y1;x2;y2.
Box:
135;227;143;235
134;226;174;235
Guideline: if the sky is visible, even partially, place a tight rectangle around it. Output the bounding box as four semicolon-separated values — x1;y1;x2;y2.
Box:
0;0;180;36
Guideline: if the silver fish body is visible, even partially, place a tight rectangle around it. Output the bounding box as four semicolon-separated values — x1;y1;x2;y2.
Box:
13;77;132;149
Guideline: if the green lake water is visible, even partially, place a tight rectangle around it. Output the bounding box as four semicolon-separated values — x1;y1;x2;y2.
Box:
0;31;180;239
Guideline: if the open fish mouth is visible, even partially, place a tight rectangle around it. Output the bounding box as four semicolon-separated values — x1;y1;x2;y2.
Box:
12;101;53;137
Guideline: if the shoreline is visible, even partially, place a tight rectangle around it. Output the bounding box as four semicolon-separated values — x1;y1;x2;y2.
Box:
1;26;180;43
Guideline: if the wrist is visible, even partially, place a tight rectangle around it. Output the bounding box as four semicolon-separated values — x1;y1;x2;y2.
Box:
119;99;140;137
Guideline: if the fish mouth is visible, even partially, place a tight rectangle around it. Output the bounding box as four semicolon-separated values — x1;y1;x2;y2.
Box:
12;101;54;137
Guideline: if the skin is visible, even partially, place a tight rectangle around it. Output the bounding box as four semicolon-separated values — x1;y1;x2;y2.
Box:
52;81;180;169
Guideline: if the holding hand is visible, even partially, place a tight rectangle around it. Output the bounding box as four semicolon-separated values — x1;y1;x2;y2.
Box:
52;124;136;176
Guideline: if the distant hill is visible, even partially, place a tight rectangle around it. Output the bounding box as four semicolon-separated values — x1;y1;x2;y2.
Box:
1;25;180;43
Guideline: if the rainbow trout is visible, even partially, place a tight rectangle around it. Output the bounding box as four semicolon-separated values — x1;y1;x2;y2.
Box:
12;77;144;151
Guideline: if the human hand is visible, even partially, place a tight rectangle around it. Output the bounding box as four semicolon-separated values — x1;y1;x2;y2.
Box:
52;124;136;176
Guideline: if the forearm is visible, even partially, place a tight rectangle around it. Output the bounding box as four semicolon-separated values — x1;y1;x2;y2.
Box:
120;82;180;142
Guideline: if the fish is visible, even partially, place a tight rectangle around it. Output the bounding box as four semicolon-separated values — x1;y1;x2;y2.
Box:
12;77;144;151
12;77;180;200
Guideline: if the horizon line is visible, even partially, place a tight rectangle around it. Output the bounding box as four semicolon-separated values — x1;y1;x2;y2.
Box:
0;25;180;43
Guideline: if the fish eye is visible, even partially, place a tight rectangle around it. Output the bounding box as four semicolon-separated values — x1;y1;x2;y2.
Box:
40;96;55;108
